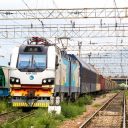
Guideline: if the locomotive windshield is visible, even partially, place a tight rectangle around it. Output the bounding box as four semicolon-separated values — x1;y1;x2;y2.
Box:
17;54;46;72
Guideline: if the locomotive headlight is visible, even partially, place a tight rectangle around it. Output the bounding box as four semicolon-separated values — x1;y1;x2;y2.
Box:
15;78;20;84
43;79;47;83
48;78;54;84
10;77;20;84
42;78;54;85
10;78;15;82
48;79;52;82
16;79;20;83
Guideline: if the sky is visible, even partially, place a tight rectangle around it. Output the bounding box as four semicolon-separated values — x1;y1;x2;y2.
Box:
0;0;127;9
0;0;128;76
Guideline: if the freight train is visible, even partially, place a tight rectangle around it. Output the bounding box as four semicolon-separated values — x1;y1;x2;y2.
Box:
0;67;9;97
9;37;118;107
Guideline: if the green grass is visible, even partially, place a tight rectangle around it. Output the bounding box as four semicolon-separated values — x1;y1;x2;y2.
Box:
2;95;93;128
61;95;93;118
61;102;85;118
3;109;63;128
0;99;12;113
125;91;128;97
111;90;120;93
83;95;93;105
102;94;106;98
93;103;101;108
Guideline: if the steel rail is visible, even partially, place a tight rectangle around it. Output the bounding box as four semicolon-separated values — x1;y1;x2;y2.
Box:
5;112;35;124
79;92;122;128
0;110;18;116
8;111;35;124
1;110;36;127
0;109;22;125
123;92;126;128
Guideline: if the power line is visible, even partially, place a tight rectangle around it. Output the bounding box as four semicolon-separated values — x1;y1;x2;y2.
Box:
22;0;43;24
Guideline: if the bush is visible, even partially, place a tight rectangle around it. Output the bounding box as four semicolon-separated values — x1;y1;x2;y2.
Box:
61;102;84;118
75;97;85;107
54;113;65;122
61;95;93;118
34;111;58;128
84;95;93;105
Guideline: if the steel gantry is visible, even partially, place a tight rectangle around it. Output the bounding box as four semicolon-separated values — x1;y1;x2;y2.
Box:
0;7;128;77
0;8;128;20
1;23;128;39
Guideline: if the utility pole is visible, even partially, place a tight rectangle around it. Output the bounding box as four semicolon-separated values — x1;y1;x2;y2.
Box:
88;52;92;64
78;41;82;58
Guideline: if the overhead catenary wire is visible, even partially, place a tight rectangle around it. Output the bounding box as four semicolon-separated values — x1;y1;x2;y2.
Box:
0;1;127;76
21;0;44;37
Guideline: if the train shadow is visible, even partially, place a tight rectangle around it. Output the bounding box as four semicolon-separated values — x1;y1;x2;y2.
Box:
21;107;38;112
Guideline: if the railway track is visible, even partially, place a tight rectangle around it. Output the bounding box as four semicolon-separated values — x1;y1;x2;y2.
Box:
0;109;35;125
0;110;20;124
125;92;128;128
9;111;35;125
79;91;126;128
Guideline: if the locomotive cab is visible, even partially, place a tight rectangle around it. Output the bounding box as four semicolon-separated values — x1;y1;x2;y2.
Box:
10;37;61;107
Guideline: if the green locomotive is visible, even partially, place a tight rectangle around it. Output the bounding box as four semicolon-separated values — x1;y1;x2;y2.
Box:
0;67;9;97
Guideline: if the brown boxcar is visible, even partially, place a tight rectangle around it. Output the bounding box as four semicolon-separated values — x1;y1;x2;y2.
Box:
99;75;105;91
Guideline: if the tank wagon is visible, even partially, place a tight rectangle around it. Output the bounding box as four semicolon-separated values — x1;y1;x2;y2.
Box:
0;67;9;97
9;37;118;107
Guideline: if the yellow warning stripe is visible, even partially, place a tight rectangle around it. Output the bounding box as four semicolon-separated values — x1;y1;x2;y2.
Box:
13;102;28;107
33;102;49;107
12;102;49;107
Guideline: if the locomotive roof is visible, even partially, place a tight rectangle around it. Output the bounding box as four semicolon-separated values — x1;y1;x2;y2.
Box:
19;44;48;53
